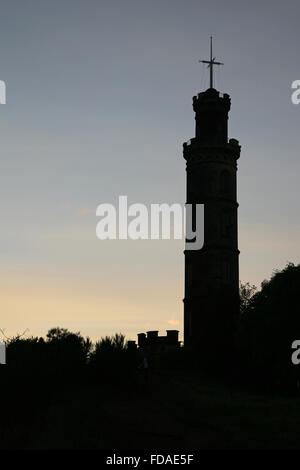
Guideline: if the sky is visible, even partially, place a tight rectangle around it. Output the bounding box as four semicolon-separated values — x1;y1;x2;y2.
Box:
0;0;299;341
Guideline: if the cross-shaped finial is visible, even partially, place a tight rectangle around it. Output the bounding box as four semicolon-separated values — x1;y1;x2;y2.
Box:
199;36;223;89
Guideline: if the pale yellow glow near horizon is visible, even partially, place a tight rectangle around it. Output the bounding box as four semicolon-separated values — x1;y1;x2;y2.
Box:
0;271;183;342
1;223;299;343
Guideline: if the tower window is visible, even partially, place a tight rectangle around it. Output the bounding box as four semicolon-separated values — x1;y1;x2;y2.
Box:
222;259;231;283
189;313;192;337
220;170;231;194
221;210;234;238
186;264;193;286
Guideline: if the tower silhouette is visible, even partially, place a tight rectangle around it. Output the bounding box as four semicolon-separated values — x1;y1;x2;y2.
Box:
183;44;240;363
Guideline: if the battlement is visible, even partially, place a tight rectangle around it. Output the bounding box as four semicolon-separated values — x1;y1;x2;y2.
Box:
188;88;232;145
136;330;180;352
193;88;231;112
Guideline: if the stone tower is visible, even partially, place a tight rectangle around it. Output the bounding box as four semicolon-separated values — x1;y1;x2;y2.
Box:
183;87;241;362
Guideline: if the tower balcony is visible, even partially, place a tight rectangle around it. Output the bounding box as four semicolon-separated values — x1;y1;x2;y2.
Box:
183;138;241;162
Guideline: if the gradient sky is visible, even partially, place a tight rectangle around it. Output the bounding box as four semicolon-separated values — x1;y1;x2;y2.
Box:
0;0;299;341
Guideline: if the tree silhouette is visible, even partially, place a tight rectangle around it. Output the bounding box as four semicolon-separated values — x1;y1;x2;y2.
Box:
239;281;257;314
237;263;300;389
89;333;135;384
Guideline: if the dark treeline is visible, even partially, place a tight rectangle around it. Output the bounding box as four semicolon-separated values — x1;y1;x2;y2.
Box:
1;263;300;393
2;328;139;387
236;262;300;392
0;330;141;448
